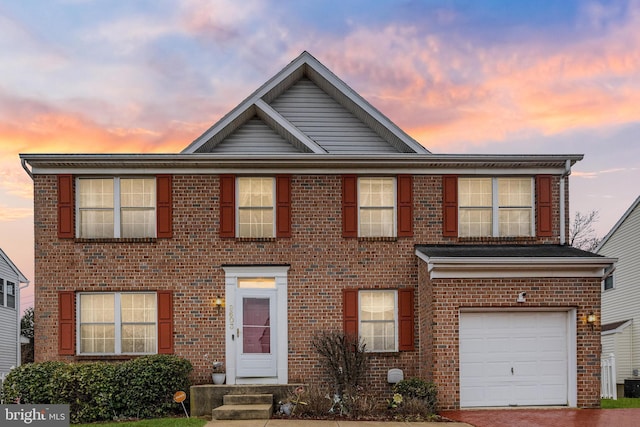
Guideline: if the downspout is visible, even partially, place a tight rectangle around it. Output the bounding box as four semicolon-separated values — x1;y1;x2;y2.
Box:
560;159;571;245
21;158;33;180
17;280;30;367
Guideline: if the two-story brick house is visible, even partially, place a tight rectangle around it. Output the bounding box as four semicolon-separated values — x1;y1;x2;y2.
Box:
21;52;615;410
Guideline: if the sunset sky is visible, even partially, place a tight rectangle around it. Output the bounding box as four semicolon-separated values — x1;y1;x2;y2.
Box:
1;0;639;312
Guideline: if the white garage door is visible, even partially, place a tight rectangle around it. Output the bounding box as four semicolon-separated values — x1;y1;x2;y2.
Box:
460;311;568;407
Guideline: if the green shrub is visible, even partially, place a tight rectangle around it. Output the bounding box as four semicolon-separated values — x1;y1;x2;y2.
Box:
1;361;67;404
113;355;192;420
392;377;437;415
1;355;192;424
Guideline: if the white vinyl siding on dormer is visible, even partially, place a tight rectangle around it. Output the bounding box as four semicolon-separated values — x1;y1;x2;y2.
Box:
270;78;398;154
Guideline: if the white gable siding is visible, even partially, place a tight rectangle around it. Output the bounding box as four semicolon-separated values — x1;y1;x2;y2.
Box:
270;78;399;153
600;200;640;383
0;258;19;372
211;118;301;153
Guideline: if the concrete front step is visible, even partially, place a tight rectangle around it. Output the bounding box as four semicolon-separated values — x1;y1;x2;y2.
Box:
223;393;273;405
212;403;273;420
212;394;274;420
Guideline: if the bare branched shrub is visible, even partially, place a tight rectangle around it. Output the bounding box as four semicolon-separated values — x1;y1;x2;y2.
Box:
311;330;369;400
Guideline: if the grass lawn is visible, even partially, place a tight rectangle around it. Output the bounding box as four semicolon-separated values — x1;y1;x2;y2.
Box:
77;417;207;427
602;398;640;409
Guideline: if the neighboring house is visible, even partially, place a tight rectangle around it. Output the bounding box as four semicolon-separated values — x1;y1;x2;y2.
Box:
0;248;29;373
598;196;640;396
20;51;615;410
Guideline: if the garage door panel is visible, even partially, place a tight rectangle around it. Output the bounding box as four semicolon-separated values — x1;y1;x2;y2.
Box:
460;311;569;407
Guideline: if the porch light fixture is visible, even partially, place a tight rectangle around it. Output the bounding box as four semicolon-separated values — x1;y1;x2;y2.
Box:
214;296;224;312
587;312;596;325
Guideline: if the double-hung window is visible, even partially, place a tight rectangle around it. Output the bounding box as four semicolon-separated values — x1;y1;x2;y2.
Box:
359;177;396;237
1;279;15;309
359;290;397;352
459;177;533;237
78;177;156;238
78;292;156;355
237;177;275;238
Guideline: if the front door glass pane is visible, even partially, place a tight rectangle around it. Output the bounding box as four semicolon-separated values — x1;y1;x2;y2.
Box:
243;298;270;354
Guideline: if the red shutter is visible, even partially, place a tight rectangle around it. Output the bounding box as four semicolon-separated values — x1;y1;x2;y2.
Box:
342;175;358;238
536;175;553;237
156;175;173;238
397;175;413;237
343;289;358;337
57;175;74;239
58;291;75;355
442;175;458;237
398;288;415;351
157;291;174;354
219;175;235;238
276;175;292;238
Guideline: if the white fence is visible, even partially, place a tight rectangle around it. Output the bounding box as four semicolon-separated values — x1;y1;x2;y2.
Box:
601;353;617;399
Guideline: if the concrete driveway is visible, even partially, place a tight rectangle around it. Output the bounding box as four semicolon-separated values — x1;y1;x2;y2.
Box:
440;408;640;427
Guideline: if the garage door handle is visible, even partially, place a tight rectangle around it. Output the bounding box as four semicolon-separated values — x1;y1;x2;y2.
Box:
511;367;514;375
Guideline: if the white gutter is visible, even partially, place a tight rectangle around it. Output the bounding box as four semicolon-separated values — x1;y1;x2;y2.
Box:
560;159;571;245
21;158;33;180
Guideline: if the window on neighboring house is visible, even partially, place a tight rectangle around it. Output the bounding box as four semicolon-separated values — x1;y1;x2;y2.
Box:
78;292;156;355
359;177;396;237
0;279;4;306
238;177;275;238
359;290;397;351
78;178;156;238
6;281;15;309
603;275;615;291
458;177;533;237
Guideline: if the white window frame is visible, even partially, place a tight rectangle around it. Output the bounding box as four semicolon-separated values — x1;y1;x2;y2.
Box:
236;177;276;238
0;278;4;307
603;274;615;291
77;292;157;356
6;280;15;309
358;177;397;238
459;177;534;237
358;289;398;352
76;177;157;239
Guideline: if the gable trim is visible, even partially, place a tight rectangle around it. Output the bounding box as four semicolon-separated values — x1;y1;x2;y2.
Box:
182;51;429;155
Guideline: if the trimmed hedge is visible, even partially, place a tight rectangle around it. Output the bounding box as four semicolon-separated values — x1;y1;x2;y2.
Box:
1;355;192;424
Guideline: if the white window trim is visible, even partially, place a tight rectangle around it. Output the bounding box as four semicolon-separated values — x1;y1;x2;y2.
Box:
460;177;534;237
603;274;615;291
235;177;276;238
75;176;157;239
358;289;399;352
76;291;158;356
357;177;397;238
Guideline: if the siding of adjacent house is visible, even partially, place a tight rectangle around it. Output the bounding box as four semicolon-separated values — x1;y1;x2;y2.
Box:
0;259;18;373
600;199;640;381
603;326;633;384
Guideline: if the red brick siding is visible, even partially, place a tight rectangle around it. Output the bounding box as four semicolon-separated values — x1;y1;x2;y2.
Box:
422;274;601;410
33;173;582;406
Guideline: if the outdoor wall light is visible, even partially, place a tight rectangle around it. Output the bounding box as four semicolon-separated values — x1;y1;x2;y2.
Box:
214;296;224;311
587;312;596;324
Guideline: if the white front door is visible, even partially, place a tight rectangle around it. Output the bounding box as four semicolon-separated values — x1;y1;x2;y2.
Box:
223;266;289;385
236;288;277;377
460;311;571;407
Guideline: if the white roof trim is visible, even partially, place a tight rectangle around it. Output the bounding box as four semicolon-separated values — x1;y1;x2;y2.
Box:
596;196;640;252
182;51;429;155
0;248;29;283
601;319;633;336
415;250;617;279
